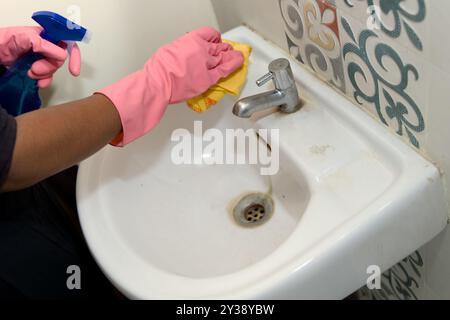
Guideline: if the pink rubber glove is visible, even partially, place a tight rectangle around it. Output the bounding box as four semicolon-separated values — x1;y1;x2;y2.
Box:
98;26;244;147
0;26;81;88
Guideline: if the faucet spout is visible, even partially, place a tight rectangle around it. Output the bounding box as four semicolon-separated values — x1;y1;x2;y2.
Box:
232;58;302;118
233;90;286;118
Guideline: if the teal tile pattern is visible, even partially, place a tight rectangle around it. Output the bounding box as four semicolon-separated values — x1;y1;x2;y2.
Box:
359;252;424;300
343;0;426;51
341;16;425;148
280;0;426;148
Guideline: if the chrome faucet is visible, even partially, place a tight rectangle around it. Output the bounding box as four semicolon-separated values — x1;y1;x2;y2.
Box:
233;58;301;118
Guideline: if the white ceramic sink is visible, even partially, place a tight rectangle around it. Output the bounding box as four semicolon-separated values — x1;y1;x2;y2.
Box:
77;26;448;299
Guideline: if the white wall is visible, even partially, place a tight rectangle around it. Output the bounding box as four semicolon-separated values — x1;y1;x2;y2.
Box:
211;0;287;51
0;0;219;106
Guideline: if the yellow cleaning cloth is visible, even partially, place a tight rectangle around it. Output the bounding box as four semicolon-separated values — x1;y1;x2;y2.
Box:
187;40;252;113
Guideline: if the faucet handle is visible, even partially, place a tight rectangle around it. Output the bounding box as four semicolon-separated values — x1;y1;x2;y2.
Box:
256;58;296;91
256;72;274;87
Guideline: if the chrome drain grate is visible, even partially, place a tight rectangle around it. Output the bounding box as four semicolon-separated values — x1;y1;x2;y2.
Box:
233;193;274;228
244;204;267;223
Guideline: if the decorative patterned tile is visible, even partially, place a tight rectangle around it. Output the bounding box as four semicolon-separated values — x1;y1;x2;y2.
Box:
339;13;428;149
279;0;346;93
335;0;427;54
279;0;428;149
357;251;425;300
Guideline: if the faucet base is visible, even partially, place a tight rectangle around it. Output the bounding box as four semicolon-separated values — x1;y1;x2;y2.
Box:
280;101;303;114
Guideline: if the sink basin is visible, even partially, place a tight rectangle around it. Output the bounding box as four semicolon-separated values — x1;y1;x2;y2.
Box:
77;26;448;299
79;98;310;280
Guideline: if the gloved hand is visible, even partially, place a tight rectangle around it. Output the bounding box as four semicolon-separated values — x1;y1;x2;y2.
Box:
98;26;244;146
0;26;81;88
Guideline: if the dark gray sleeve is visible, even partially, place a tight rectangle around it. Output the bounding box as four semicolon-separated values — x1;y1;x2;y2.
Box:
0;107;17;188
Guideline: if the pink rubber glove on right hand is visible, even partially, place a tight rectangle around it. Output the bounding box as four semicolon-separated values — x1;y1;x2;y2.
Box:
98;27;244;146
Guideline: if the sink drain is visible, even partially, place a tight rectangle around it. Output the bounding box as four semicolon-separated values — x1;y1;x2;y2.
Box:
244;204;267;222
233;193;274;228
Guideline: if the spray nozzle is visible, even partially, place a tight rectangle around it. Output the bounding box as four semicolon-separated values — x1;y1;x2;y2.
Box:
0;11;91;116
32;11;91;44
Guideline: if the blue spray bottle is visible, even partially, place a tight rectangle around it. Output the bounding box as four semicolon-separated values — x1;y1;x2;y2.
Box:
0;11;91;116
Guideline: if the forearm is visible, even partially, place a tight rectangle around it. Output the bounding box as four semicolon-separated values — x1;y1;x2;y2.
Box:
2;94;122;192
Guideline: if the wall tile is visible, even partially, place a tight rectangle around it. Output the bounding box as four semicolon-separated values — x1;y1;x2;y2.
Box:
428;0;450;75
425;64;450;178
419;65;450;300
335;0;450;77
279;0;346;93
422;228;450;299
335;0;428;56
419;284;440;300
339;13;429;149
279;0;428;149
357;251;425;300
